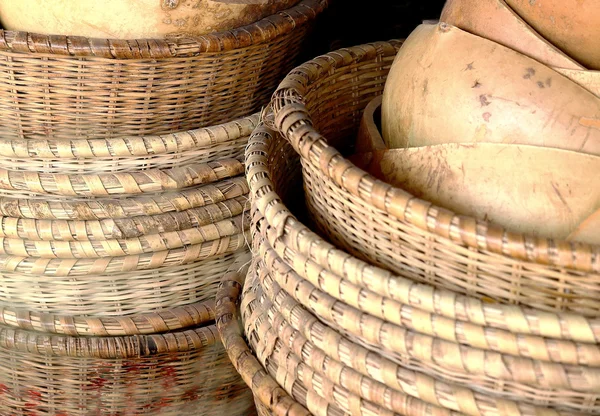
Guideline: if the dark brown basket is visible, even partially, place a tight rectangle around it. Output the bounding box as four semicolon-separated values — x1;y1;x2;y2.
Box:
0;0;327;141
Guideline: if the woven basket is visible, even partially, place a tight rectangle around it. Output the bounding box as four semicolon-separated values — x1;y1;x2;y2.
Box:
269;40;600;317
0;115;258;174
0;299;255;416
215;253;313;416
0;0;327;141
244;119;600;414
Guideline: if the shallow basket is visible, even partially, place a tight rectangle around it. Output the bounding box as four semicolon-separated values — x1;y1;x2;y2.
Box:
269;40;600;317
0;299;255;416
0;0;327;141
244;119;600;415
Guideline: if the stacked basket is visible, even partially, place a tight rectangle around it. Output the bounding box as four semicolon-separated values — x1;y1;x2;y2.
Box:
216;41;600;416
0;1;327;414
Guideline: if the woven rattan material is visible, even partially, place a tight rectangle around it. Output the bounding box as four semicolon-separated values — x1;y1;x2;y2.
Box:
0;157;244;197
0;1;326;141
247;126;600;346
269;41;600;315
0;1;325;59
0;300;215;336
0;251;242;318
245;110;600;414
0;195;248;241
216;254;311;416
0;213;247;258
0;302;255;415
0;115;256;174
0;233;248;275
0;176;249;220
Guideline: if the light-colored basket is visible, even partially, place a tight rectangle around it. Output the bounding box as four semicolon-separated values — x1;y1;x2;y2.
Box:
0;300;255;416
245;117;600;414
215;254;311;416
269;40;600;317
0;0;327;141
0;115;258;174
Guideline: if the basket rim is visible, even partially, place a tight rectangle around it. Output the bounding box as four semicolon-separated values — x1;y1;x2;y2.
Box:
0;0;327;59
0;115;258;160
270;39;599;274
0;300;215;337
0;301;220;358
245;123;600;345
215;254;311;416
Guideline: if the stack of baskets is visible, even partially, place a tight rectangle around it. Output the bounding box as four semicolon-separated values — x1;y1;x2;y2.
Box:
216;41;600;415
0;1;327;414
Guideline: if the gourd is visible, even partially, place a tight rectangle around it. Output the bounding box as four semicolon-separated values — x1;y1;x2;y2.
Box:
0;0;300;39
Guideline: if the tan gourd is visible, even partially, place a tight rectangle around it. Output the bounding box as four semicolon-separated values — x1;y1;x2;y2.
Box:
566;208;600;245
353;142;600;241
505;0;600;70
0;0;300;39
553;68;600;98
440;0;582;69
381;23;600;156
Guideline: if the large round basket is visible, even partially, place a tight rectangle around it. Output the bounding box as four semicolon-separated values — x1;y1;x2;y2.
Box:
0;0;327;140
269;40;600;317
0;299;255;415
243;95;600;414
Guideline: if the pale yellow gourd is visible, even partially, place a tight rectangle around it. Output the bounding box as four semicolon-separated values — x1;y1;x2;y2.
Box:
441;0;582;69
354;143;600;241
505;0;600;70
381;23;600;156
0;0;300;39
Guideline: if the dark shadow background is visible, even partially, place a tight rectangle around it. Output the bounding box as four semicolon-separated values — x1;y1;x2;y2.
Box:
308;0;446;55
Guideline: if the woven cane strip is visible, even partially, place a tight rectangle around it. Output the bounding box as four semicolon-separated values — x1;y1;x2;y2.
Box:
0;251;243;317
243;261;462;416
0;195;248;241
271;41;600;276
253;254;590;416
0;158;244;197
0;176;249;220
0;213;248;258
216;255;311;416
0;300;214;337
0;0;326;58
0;232;248;276
246;125;600;345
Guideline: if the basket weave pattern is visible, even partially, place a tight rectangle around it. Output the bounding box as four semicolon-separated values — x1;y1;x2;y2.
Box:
239;63;600;414
0;0;327;141
270;41;600;317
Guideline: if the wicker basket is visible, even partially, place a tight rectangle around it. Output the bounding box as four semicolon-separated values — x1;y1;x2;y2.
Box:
244;117;600;414
0;0;327;141
215;254;312;416
0;113;256;329
0;299;255;416
268;40;600;317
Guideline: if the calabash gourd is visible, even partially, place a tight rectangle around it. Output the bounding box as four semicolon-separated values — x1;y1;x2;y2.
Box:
0;0;300;39
381;23;600;156
505;0;600;70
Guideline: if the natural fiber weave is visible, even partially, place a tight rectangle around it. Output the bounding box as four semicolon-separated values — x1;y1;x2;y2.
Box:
216;253;310;416
0;250;244;318
0;0;327;141
0;176;249;220
244;116;600;414
0;232;248;275
0;301;255;415
0;157;245;197
0;300;215;337
270;41;600;316
0;194;248;241
0;115;257;174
